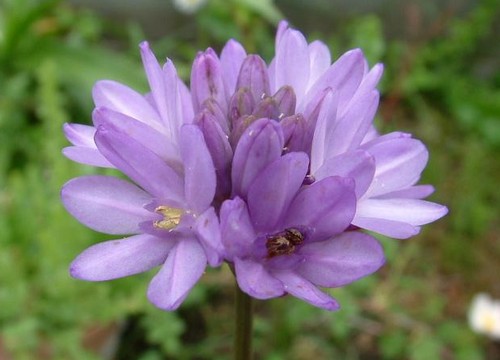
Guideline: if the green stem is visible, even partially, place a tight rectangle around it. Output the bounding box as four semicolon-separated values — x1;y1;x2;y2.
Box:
235;282;253;360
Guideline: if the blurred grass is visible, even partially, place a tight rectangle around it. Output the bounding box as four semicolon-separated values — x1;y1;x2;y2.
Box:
0;0;499;359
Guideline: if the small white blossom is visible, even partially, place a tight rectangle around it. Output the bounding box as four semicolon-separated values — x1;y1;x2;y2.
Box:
468;293;500;339
172;0;208;14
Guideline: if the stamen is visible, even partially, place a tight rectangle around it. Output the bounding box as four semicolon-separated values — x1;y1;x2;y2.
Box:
153;206;183;230
266;228;304;258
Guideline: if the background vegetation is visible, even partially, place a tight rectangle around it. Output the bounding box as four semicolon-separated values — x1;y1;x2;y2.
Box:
0;0;499;358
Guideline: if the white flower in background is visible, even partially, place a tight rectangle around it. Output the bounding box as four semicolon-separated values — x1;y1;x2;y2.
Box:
469;293;500;339
173;0;208;14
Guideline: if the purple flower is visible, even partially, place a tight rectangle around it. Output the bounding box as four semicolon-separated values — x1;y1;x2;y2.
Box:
62;124;223;310
62;19;447;311
220;119;385;309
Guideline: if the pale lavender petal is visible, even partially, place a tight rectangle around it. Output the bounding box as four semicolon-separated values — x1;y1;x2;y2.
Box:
273;27;310;99
309;90;338;172
92;80;162;128
180;124;215;213
343;63;384;114
297;232;385;287
352;216;420;239
272;271;339;310
147;237;207;310
139;41;170;124
325;90;379;158
70;234;173;281
314;150;375;198
234;257;285;299
95;126;184;203
194;207;224;267
375;185;435;200
231;119;284;198
364;137;428;197
161;60;185;145
62;175;154;234
284;176;356;241
362;125;379;144
247;152;309;233
357;198;448;226
63;123;96;147
300;49;365;113
221;39;247;95
220;197;257;260
307;40;331;89
93;107;180;163
177;75;194;124
62;146;114;168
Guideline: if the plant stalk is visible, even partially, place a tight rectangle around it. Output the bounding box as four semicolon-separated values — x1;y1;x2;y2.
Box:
235;282;253;360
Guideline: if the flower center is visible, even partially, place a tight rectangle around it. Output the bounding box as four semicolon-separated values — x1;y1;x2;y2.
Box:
265;228;304;258
153;206;183;231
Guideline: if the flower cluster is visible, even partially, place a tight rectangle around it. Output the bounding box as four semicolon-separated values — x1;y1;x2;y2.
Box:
62;21;447;311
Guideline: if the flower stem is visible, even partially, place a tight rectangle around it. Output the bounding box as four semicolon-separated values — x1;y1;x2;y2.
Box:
235;281;253;360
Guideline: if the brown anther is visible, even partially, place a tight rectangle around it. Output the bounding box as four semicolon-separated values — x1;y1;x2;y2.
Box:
266;228;304;258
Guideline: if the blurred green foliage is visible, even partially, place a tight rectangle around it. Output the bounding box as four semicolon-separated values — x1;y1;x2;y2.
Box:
0;0;499;359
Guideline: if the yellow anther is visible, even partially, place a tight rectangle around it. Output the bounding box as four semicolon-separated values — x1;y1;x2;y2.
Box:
153;206;183;230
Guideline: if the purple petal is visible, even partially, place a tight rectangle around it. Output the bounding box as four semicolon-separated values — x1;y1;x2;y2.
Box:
375;185;435;200
307;40;331;88
231;119;284;198
195;111;233;200
93;107;180;163
220;39;247;95
70;234;174;281
357;198;448;226
281;114;308;153
353;198;448;238
139;41;170;125
161;60;186;145
234;257;285;299
273;85;296;118
272;271;339;310
364;137;429;197
92;80;162;128
297;231;385;287
309;90;338;171
228;88;255;126
194;207;224;267
352;217;420;239
284;176;356;241
95;126;184;203
180;124;216;212
325;89;379;157
346;63;384;109
220;197;257;260
236;55;271;103
247;152;309;233
272;27;310;99
62;175;154;234
314;150;376;198
300;49;365;113
147;237;207;310
63;123;96;147
62;146;114;168
190;49;227;113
